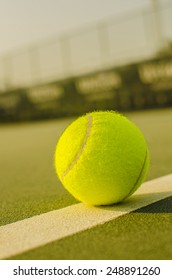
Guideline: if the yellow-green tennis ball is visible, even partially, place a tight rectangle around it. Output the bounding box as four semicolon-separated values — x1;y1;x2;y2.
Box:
55;111;149;206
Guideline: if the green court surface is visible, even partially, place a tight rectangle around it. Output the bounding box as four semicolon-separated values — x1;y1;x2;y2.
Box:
0;108;172;259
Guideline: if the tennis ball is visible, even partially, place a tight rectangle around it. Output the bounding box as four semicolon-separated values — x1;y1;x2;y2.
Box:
55;111;149;206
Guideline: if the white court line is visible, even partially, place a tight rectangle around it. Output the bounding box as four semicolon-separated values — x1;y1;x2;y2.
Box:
0;174;172;260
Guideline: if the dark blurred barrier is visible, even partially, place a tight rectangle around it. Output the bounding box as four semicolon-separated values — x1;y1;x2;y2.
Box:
0;55;172;122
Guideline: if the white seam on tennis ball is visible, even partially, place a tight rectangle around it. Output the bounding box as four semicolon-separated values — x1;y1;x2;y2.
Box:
123;148;148;200
62;115;92;181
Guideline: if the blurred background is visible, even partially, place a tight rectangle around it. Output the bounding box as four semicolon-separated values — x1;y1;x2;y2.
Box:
0;0;172;122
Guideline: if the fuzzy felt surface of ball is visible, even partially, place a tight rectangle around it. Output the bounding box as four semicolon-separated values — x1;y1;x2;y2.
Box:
54;111;149;206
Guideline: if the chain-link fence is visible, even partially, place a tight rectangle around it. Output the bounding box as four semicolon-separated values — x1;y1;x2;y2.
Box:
0;1;172;91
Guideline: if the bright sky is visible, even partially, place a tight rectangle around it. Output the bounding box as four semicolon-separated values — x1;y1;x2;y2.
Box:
0;0;157;55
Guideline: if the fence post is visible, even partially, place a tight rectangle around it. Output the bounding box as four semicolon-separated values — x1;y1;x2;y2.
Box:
151;0;165;51
2;55;13;90
60;36;71;77
97;22;110;69
29;47;41;85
